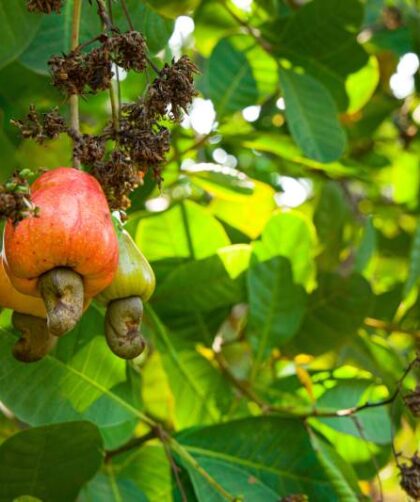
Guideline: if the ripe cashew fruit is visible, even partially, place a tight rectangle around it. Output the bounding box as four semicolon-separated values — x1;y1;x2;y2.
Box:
96;227;155;359
3;167;119;336
0;257;55;362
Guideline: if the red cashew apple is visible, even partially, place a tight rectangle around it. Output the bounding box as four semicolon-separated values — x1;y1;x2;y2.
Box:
3;167;118;336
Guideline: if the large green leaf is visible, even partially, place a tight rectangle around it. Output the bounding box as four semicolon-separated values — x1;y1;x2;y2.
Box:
310;434;366;502
176;417;340;501
115;444;172;502
316;380;392;445
81;472;148;502
0;422;102;502
152;255;243;315
279;68;347;163
286;273;373;355
313;182;350;270
136;201;230;262
265;0;368;110
248;257;307;354
253;211;317;288
404;222;420;297
146;306;232;428
207;37;258;116
0;0;41;70
0;325;138;429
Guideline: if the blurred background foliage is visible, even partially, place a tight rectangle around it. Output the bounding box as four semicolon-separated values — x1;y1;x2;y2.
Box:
0;0;419;501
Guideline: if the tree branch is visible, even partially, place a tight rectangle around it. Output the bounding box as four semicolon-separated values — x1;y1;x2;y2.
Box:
70;0;82;169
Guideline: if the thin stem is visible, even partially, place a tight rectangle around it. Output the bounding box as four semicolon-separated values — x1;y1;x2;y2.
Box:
180;202;195;260
96;0;113;31
121;0;135;30
70;0;82;169
105;430;156;462
105;0;119;130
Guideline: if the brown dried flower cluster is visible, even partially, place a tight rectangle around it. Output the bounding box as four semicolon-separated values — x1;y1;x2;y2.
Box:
26;0;63;13
107;31;147;72
404;385;420;417
49;45;113;96
400;454;420;500
0;171;39;224
70;133;106;167
146;56;199;121
11;106;66;144
92;151;144;211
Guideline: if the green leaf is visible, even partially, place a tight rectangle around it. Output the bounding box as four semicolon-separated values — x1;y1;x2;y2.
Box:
286;274;373;355
404;222;420;297
313;182;350;270
136;201;230;261
310;434;366;502
265;0;368;110
248;257;307;353
392;150;419;209
116;444;172;502
0;326;139;429
0;422;102;502
316;380;392;444
355;217;376;273
176;416;338;500
187;457;279;501
81;472;148;502
146;306;232;428
279;68;347;162
0;0;41;70
345;56;380;114
207;37;258;116
144;0;199;19
152;255;243;315
185;163;255;196
253;211;317;288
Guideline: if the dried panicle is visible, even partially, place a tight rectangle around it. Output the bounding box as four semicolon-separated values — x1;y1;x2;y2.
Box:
11;106;66;144
86;46;113;92
404;385;420;418
49;51;89;96
400;454;420;500
71;134;106;166
0;170;39;224
107;31;147;73
26;0;63;13
92;151;143;211
49;46;112;96
146;56;199;121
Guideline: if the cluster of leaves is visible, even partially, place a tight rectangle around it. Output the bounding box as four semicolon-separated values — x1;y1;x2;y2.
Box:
0;0;419;501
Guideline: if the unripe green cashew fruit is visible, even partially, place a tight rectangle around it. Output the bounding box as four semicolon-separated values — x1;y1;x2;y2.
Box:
96;225;155;359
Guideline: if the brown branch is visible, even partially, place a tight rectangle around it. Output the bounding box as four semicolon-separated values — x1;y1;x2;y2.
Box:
121;0;135;31
364;317;420;339
96;0;113;31
104;430;156;462
70;0;82;169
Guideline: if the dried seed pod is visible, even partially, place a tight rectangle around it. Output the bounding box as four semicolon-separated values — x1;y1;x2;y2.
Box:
26;0;63;13
400;454;420;500
404;385;420;417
